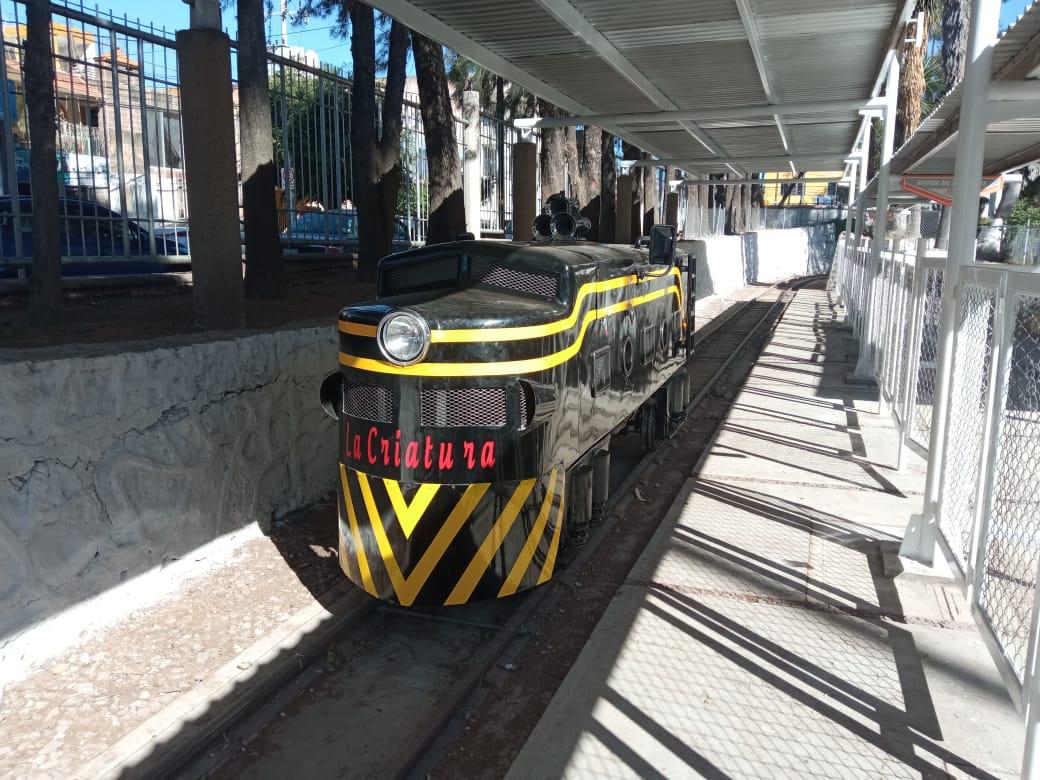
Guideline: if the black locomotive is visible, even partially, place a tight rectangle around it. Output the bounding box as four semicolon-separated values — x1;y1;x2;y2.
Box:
320;196;694;606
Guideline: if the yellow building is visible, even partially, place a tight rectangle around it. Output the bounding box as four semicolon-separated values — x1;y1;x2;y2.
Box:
761;171;844;206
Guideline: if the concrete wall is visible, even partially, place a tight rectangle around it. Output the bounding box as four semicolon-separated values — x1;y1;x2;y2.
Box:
681;223;837;302
0;325;338;643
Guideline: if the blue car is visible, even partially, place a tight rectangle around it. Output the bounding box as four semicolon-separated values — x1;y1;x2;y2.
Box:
0;196;190;278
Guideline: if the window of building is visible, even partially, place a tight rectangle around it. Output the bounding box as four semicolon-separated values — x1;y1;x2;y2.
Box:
145;109;183;169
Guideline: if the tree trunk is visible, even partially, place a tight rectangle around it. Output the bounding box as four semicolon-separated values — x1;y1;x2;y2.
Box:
599;130;616;243
725;180;740;235
350;4;408;281
539;99;566;203
25;0;62;321
239;0;283;298
577;125;601;239
412;31;464;243
896;5;928;149
942;0;970;90
621;141;640;242
641;153;658;234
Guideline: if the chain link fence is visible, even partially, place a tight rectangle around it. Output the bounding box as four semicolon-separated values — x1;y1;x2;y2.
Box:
833;230;1040;711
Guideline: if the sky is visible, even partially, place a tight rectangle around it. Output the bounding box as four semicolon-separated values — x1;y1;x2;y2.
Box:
89;0;356;70
78;0;1035;76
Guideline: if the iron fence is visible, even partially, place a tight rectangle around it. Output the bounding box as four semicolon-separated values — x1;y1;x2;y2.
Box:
833;233;1040;720
0;0;190;277
0;0;528;277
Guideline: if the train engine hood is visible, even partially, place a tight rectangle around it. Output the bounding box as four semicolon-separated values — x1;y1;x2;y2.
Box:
337;240;650;369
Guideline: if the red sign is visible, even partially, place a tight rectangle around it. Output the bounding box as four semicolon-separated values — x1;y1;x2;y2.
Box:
901;174;1002;206
342;419;496;473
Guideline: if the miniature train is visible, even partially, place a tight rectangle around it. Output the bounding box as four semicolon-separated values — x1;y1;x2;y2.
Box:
320;195;694;606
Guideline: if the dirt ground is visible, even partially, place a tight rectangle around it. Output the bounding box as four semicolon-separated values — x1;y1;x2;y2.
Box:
0;262;374;350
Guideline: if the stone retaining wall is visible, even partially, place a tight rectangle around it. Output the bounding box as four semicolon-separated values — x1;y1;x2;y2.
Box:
0;325;338;643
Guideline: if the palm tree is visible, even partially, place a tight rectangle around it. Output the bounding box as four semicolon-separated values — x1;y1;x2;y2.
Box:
412;32;465;243
896;0;942;149
24;0;62;321
238;0;283;298
941;0;971;89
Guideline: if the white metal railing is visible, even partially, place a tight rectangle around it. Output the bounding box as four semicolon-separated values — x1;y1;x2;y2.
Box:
834;232;1040;742
835;235;946;463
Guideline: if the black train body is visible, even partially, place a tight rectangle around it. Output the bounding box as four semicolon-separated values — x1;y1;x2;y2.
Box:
322;226;693;606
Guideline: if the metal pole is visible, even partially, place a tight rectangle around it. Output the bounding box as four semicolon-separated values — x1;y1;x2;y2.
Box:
853;56;898;379
900;0;999;567
462;90;481;237
109;29;130;257
138;37;157;257
0;1;23;260
279;63;291;234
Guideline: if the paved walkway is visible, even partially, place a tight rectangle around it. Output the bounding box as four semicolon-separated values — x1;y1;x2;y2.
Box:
508;284;1023;779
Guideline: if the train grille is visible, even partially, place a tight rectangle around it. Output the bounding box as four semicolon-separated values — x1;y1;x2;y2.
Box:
470;256;558;299
343;383;395;423
420;387;508;428
381;255;460;295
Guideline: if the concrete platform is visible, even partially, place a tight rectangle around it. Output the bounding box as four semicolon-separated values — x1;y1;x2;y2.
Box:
507;286;1022;779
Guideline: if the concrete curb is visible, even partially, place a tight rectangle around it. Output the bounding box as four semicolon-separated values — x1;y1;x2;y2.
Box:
76;581;373;780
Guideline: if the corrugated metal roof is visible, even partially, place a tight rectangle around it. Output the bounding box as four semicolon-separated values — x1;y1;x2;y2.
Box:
865;1;1040;194
371;0;910;170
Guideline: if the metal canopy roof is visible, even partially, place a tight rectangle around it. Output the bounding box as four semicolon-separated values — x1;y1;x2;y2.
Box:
371;0;913;174
868;1;1040;199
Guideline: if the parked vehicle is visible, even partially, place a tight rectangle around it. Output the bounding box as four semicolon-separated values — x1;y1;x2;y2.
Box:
0;196;190;278
282;209;412;257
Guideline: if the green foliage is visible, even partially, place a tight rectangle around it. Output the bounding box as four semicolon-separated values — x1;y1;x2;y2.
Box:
270;69;353;206
1008;198;1040;226
921;52;945;117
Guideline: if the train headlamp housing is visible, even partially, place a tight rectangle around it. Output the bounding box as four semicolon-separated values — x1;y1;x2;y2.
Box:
377;310;430;366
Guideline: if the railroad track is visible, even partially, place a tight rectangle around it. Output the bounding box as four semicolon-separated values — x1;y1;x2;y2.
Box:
170;275;823;780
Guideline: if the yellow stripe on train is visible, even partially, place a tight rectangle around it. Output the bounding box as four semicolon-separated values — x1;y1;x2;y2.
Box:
337;267;683;344
339;284;681;378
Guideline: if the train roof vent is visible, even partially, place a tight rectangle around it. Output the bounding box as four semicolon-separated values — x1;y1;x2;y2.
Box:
420;387;507;428
470;256;558;299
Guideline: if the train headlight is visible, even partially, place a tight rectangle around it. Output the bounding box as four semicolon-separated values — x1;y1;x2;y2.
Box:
377;310;430;365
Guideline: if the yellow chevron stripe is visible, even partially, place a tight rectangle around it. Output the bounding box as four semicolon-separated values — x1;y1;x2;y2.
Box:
446;479;537;605
339;464;376;596
498;469;558;598
357;472;489;607
337;268;681;344
537;484;567;585
383;480;439;539
340;285;679;378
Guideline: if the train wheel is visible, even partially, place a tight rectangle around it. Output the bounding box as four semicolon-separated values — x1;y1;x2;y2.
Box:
566;464;593;548
591;448;610;523
639;401;657;452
